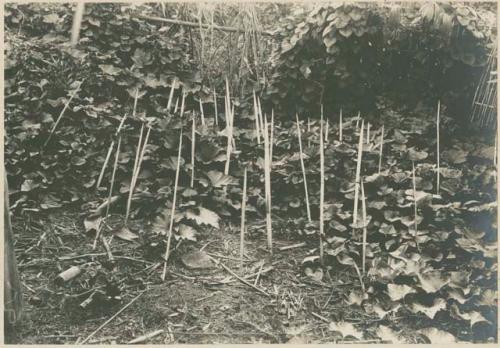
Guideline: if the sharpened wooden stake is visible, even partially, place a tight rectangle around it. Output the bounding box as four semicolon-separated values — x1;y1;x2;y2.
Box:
296;114;311;222
325;117;329;143
240;168;248;271
174;97;179;113
366;122;370;144
378;124;384;174
44;81;83;148
167;78;177;112
213;88;218;126
199;99;205;125
127;126;151;219
96;141;115;189
339;108;343;142
353;120;364;227
307;117;311;148
319;107;325;265
190;116;196;188
253;90;261;144
361;177;367;275
125;123;144;224
436;100;440;194
70;2;85;46
162;129;183;281
180;91;186;117
412;161;418;238
263;114;273;253
270;109;275;160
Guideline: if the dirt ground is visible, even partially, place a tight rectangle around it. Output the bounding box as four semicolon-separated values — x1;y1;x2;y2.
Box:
7;210;434;344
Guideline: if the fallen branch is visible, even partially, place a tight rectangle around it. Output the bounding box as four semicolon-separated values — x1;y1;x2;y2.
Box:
79;290;146;344
127;329;164;344
278;242;307;251
211;257;271;297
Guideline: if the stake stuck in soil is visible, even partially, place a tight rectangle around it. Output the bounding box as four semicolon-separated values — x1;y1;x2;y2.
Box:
436;100;440;194
191;115;196;188
174;97;179;114
167;78;177;112
339;108;343;142
180;91;186;117
353;120;365;228
296;114;312;222
213;88;218;126
307;117;311;148
253;90;261;144
162;128;183;281
366;122;370;144
319;107;325;265
378;124;384;174
270;109;275;160
95;136;122;249
325;117;329;143
125;123;145;224
361;177;367;275
263;113;273;253
43;80;84;148
199;99;205;125
412;161;418;238
240;167;248;271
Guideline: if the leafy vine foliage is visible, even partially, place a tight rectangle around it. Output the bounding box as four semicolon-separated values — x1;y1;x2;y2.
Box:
264;2;494;119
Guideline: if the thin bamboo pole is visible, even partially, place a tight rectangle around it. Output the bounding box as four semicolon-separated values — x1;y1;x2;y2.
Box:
412;161;418;238
378;125;384;174
44;81;83;147
270;109;275;160
174;97;179;114
436;100;440;194
70;2;85;46
339;108;343;142
180;91;186;117
190;115;196;187
263;114;272;253
296;114;311;222
353;120;365;227
213;88;218;126
319;108;325;265
253;90;261;144
366;122;370;144
361;177;367;275
307;117;311;148
162;129;183;281
125;124;144;223
167;78;176;112
240;168;248;271
199;99;205;125
325;118;329;143
97;141;115;189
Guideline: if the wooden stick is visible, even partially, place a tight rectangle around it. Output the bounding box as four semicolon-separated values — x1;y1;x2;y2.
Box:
296;114;312;222
224;79;233;176
79;290;146;344
167;78;176;112
270;109;275;160
70;2;85;46
240;168;248;271
412;161;418;238
135;14;273;36
307;117;311;148
378;124;384;174
253;262;264;286
257;96;264;139
96;140;115;189
190;116;196;188
199;99;205;125
162;129;183;281
278;242;306;251
180;90;186;117
361;177;367;275
325;117;329;143
44;81;83;147
174;97;179;113
495;131;497;166
339;108;343;142
263;114;273;253
127;127;151;222
125;124;145;224
212;258;271;297
213;88;218;126
436;100;440;194
352;261;365;293
95;136;121;249
353;120;364;227
366;122;370;144
253;90;261;144
132;88;139;117
319;107;325;265
356;112;360;129
127;329;164;344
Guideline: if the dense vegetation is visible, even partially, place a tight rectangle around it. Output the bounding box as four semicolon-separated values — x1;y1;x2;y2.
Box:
4;2;497;344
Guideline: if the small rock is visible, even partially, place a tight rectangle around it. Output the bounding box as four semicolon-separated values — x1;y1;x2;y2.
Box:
181;251;215;270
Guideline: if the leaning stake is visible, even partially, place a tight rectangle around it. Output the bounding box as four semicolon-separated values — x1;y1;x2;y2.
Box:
167;78;176;112
263;114;273;253
339;108;343;142
353;120;365;228
296;114;311;222
162;129;183;280
213;88;218;126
